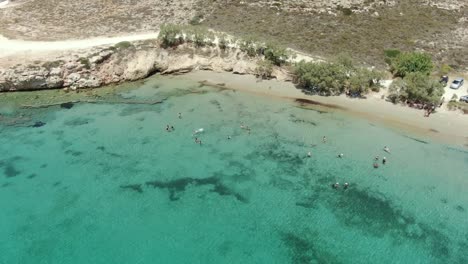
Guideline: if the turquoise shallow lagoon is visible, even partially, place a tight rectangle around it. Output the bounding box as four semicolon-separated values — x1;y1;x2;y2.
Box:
1;75;467;263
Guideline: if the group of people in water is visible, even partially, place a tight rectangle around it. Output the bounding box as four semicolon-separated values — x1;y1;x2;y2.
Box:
373;146;390;168
306;136;391;190
165;113;393;191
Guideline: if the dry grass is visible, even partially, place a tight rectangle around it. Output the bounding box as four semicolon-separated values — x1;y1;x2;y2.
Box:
0;0;208;40
202;1;467;69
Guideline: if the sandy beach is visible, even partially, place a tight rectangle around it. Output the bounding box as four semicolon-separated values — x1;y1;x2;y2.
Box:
183;71;468;146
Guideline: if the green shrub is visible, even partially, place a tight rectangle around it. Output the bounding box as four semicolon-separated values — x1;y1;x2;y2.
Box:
390;52;433;77
384;49;401;66
263;43;289;66
78;57;91;69
437;64;452;75
293;61;348;95
42;60;63;69
239;38;258;57
388;72;444;104
347;68;383;94
114;41;132;49
158;24;184;48
255;60;274;79
218;34;229;50
294;60;384;96
334;53;355;71
190;13;204;25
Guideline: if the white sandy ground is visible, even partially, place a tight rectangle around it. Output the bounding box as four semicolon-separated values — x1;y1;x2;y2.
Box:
0;32;159;57
183;71;468;146
0;1;8;8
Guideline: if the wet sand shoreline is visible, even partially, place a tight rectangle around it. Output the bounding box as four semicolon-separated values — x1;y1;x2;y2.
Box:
182;71;468;147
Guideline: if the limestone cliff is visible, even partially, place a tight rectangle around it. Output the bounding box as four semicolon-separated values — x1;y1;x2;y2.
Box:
0;41;269;92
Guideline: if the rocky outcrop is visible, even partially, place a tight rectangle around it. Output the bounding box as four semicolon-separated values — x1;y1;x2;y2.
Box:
0;42;260;92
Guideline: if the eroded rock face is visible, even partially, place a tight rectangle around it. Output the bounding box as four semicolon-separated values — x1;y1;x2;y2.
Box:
0;42;261;91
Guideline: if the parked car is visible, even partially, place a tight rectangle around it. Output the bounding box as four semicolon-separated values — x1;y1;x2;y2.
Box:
460;95;468;103
450;78;464;89
440;75;449;85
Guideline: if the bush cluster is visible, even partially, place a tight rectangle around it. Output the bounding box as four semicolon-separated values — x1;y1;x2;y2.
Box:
158;25;291;66
293;58;383;96
384;50;444;105
255;60;274;79
388;72;444;105
388;51;433;77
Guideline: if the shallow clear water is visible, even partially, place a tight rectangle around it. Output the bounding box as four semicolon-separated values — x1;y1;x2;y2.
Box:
1;75;467;264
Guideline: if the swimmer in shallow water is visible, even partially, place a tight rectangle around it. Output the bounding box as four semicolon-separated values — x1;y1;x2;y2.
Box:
344;183;349;189
375;155;379;161
382;157;387;164
384;146;390;153
322;136;327;143
338;153;344;158
178;112;182;119
307;151;312;157
227;136;231;140
332;182;339;189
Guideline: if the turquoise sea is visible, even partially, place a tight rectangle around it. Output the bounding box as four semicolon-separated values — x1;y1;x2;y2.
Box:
1;75;467;264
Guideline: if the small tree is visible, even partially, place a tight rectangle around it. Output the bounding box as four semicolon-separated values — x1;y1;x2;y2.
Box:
391;52;433;77
384;49;401;65
218;34;229;50
158;24;183;48
263;43;289;66
239;38;257;57
293;61;348;95
255;60;274;79
388;73;444;105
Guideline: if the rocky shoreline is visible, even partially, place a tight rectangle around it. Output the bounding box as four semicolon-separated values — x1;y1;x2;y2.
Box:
0;40;291;92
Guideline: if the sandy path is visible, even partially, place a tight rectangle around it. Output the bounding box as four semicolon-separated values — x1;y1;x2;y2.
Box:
0;32;159;58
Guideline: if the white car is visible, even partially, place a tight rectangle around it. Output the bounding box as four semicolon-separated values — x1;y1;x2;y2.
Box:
450;78;464;89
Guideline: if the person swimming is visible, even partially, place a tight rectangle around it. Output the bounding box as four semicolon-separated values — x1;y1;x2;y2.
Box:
332;182;339;189
178;112;182;119
322;136;327;143
171;125;174;131
373;162;379;168
166;125;170;131
307;151;312;157
227;136;231;140
338;153;344;158
384;146;390;153
375;155;379;161
382;157;387;164
344;182;349;189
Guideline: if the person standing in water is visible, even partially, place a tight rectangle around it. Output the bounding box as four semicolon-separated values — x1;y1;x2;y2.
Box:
307;151;312;157
338;153;344;158
344;182;349;189
382;157;387;164
322;136;327;143
178;112;182;119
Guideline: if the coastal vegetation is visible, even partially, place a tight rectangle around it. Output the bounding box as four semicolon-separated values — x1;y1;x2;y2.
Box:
158;24;291;66
254;60;274;79
388;52;433;77
385;51;444;105
114;41;133;50
388;73;444;105
293;59;383;96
